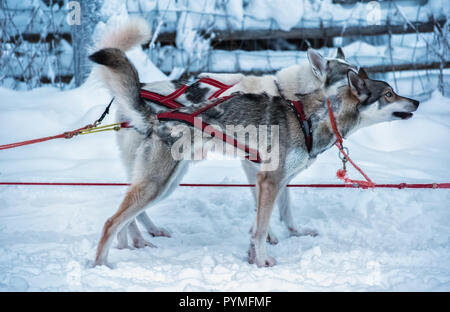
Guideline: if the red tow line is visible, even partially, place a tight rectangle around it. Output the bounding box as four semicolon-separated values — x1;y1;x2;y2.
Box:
0;125;89;151
0;182;449;189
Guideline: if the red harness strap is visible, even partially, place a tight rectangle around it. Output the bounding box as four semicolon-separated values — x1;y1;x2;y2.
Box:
197;77;235;100
140;77;234;107
140;88;185;109
157;95;261;163
326;98;375;188
139;78;260;163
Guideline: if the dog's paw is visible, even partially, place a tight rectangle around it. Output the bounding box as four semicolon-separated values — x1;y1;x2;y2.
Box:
289;227;319;237
256;256;276;268
149;226;171;238
116;241;132;250
91;258;115;269
266;231;279;245
133;238;157;249
249;226;278;245
248;243;276;267
247;243;256;264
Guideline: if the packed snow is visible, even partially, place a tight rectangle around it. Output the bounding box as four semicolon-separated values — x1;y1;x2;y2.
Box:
1;45;450;291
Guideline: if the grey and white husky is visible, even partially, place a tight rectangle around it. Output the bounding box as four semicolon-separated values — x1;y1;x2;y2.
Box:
93;17;357;248
90;45;419;267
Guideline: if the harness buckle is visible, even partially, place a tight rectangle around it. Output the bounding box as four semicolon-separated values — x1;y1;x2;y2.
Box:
338;145;349;161
338;146;349;171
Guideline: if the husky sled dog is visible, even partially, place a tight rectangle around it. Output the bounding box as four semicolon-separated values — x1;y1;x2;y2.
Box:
90;46;419;268
93;17;357;248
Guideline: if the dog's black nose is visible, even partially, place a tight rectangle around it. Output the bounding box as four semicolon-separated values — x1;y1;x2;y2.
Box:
412;99;420;108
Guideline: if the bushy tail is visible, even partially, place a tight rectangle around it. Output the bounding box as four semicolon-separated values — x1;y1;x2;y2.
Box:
89;17;152;129
89;48;150;120
94;17;151;51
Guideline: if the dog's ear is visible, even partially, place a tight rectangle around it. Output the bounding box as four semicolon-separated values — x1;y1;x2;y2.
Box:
336;47;345;60
307;48;327;81
347;70;369;102
358;67;369;79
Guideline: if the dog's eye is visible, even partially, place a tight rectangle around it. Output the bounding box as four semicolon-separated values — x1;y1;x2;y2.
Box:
385;92;393;98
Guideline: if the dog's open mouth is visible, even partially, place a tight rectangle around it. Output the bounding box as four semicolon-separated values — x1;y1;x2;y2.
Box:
393;112;413;120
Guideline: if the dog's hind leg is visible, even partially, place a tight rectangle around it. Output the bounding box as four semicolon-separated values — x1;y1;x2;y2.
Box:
94;138;179;267
117;130;171;249
95;181;160;266
117;223;130;249
241;160;278;245
278;182;319;238
128;220;156;248
116;219;157;249
136;213;171;237
277;187;296;233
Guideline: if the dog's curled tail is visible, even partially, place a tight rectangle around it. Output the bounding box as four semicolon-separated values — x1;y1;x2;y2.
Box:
89;17;153;130
95;17;151;52
89;48;150;129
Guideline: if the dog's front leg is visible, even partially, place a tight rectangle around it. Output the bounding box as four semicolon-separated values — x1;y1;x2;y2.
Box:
241;160;279;245
248;171;280;267
277;188;298;234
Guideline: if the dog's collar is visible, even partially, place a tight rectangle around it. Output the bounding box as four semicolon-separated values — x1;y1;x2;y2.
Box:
274;80;313;153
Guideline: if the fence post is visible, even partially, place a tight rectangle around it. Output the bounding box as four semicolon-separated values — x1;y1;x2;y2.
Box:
70;0;103;87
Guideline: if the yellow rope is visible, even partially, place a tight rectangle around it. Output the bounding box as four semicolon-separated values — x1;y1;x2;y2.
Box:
78;122;123;135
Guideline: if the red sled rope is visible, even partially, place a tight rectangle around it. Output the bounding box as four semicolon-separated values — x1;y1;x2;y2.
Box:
0;182;449;189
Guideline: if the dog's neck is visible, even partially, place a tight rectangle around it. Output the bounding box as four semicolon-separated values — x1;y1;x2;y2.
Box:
302;85;360;157
334;86;361;139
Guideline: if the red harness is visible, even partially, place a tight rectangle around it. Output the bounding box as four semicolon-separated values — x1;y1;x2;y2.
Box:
290;100;312;152
273;80;312;153
139;77;315;163
139;77;235;109
326;98;375;188
140;78;261;163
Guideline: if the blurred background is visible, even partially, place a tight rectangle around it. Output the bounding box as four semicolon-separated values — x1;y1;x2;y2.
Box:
1;0;449;101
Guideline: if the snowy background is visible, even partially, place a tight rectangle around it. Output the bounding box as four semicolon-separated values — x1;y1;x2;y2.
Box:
1;0;450;291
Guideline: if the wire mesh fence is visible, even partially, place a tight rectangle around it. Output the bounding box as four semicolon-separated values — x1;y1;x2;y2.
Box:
0;1;72;89
1;0;449;99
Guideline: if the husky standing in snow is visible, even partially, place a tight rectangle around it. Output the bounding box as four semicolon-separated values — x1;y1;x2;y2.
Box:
93;17;358;248
90;21;419;267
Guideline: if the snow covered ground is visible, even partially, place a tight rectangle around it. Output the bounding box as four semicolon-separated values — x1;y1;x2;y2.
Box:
1;58;450;291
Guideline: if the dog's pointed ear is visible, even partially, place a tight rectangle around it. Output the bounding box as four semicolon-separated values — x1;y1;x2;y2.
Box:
347;70;368;102
358;67;369;79
336;47;345;60
307;48;327;81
